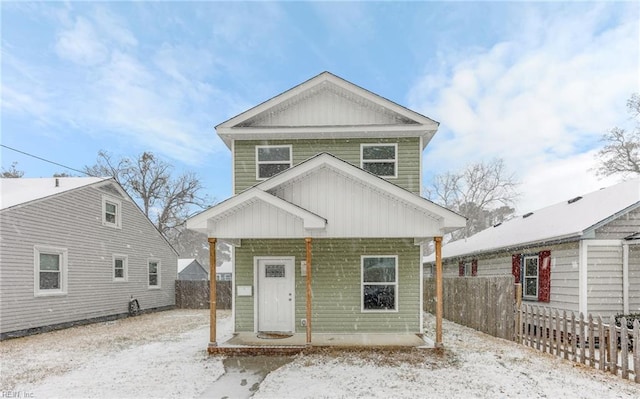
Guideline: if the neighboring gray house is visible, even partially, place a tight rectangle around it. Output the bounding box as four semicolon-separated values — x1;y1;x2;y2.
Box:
216;260;232;281
424;179;640;319
0;177;178;339
178;258;209;281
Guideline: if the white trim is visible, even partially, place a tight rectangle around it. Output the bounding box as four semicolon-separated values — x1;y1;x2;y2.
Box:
231;140;236;195
34;245;68;297
102;195;122;229
231;244;236;333
419;136;423;196
361;255;399;313
623;243;630;314
419;243;424;334
360;143;398;179
254;256;296;333
255;144;293;180
112;254;128;282
148;258;161;289
579;241;588;315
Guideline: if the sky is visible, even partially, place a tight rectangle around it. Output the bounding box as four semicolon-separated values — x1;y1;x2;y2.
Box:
1;1;638;214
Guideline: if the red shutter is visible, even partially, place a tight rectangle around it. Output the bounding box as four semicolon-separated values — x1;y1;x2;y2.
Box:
471;259;478;277
458;261;464;277
511;254;521;284
538;250;551;302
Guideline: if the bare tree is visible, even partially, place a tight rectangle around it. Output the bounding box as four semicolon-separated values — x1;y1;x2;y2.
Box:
1;162;24;178
595;93;640;178
424;158;520;241
84;151;211;236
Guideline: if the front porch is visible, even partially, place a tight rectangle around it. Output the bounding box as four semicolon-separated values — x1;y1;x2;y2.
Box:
208;332;435;355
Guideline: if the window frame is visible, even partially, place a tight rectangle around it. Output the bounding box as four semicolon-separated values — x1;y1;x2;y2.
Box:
522;254;539;300
148;258;161;289
113;254;128;282
255;145;293;180
34;246;68;297
361;255;398;313
360;143;398;178
102;195;122;229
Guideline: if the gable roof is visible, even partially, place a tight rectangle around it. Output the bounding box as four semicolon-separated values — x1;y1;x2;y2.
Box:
177;258;197;273
1;177;111;210
215;71;439;149
187;152;465;239
429;179;640;260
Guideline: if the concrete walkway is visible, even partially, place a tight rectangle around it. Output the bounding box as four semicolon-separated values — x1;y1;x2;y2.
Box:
200;356;293;399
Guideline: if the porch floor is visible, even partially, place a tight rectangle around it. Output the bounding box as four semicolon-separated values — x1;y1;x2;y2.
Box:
208;332;434;355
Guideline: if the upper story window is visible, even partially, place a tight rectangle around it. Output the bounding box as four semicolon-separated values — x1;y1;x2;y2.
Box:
102;196;122;229
256;145;292;179
361;143;397;178
34;246;67;296
362;255;398;312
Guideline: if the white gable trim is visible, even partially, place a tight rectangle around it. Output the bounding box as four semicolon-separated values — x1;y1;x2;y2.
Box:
186;188;326;233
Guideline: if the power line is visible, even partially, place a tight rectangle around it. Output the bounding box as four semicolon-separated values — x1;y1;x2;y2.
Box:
1;144;89;176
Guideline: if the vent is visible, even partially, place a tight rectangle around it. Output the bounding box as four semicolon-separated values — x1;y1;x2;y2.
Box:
522;212;534;218
567;196;583;204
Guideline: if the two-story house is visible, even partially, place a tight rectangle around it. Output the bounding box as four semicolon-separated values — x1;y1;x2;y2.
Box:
0;177;177;339
186;72;465;351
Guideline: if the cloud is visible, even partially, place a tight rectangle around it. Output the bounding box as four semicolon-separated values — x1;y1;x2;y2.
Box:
55;16;108;66
411;3;639;212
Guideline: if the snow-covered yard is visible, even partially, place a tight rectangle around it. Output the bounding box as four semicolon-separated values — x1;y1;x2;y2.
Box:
2;309;640;398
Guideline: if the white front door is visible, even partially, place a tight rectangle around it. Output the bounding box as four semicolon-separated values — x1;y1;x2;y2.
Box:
257;257;294;333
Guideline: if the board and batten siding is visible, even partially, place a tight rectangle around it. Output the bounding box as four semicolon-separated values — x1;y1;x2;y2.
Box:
0;184;177;336
234;238;421;334
586;241;624;317
233;137;421;195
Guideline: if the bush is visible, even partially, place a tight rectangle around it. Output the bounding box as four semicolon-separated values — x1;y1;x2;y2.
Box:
614;313;640;329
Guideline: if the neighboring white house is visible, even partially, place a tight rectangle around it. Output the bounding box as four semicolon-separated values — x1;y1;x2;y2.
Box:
424;179;640;319
0;177;178;339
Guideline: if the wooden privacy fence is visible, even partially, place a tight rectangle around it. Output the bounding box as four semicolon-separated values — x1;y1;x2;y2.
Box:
424;277;515;340
175;280;232;309
517;305;639;383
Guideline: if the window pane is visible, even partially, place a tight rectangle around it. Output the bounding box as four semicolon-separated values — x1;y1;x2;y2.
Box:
265;264;285;278
525;277;537;296
258;147;290;162
40;254;60;271
363;257;396;282
363;146;395;160
363;285;395;310
149;262;158;274
106;203;116;213
525;258;538;277
258;163;290;178
149;274;158;286
115;268;124;278
363;162;395;176
40;271;60;289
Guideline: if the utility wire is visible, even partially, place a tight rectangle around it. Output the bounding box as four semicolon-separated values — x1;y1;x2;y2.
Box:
1;144;89;176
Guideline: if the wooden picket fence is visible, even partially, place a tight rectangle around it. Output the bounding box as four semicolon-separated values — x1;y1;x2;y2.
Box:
516;304;640;383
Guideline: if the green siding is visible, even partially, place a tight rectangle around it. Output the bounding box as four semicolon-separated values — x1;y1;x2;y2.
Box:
234;137;421;194
234;238;422;333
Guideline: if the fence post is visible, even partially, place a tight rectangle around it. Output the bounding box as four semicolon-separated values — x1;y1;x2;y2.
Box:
621;317;629;380
579;313;586;365
598;316;606;371
588;314;595;367
609;316;618;375
514;283;522;342
634;319;639;383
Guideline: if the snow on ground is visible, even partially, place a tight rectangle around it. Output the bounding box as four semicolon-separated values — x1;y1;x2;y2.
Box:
1;309;640;399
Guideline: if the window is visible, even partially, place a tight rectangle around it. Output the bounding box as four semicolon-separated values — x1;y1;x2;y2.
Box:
102;196;122;228
34;246;67;296
362;255;397;311
256;145;292;179
512;251;551;302
113;255;128;281
361;144;397;178
458;260;478;277
148;259;160;288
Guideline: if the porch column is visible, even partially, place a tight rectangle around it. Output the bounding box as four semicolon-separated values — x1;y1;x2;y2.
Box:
208;237;217;348
305;237;312;345
434;236;443;348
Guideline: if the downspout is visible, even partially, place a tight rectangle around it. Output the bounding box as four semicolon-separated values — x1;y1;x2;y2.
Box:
623;243;629;315
579;241;588;316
